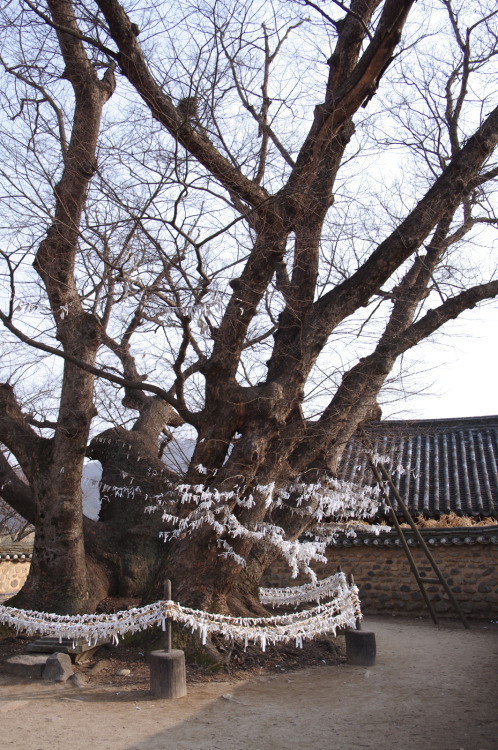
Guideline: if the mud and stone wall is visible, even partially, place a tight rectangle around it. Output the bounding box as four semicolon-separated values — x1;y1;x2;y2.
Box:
264;529;498;620
0;559;30;600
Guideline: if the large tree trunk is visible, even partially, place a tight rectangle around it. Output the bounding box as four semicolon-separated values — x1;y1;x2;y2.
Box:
2;0;116;613
87;426;176;599
14;316;104;612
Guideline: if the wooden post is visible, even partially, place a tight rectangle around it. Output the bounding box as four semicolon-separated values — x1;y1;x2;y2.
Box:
149;579;187;699
345;571;376;665
348;572;362;631
164;579;172;653
345;628;376;666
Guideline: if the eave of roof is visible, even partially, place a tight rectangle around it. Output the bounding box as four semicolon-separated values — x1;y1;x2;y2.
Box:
329;525;498;547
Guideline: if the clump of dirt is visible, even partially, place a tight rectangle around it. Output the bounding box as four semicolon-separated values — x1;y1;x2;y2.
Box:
0;629;33;659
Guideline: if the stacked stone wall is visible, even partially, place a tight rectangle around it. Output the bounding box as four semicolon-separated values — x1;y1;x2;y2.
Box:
0;560;30;600
264;540;498;619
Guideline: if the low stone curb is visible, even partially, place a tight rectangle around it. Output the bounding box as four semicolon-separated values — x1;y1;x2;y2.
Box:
2;652;74;682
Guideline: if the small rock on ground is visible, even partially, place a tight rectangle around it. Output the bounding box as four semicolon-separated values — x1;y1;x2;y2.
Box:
43;652;73;683
68;673;87;688
89;659;112;674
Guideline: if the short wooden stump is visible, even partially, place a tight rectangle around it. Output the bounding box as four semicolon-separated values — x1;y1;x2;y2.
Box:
149;649;187;699
345;629;376;666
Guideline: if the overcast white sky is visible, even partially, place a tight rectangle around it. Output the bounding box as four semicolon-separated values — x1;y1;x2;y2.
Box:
385;304;498;420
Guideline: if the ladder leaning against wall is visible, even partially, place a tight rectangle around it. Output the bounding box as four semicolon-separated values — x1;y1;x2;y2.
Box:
359;428;470;629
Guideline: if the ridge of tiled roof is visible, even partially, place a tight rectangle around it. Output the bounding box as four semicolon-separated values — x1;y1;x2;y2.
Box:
0;551;32;561
338;415;498;518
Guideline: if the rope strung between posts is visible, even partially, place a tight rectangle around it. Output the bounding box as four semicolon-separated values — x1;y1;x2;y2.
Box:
259;571;348;607
0;573;361;651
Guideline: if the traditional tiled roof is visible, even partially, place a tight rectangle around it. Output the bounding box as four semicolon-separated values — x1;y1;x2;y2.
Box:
338;415;498;518
0;533;34;561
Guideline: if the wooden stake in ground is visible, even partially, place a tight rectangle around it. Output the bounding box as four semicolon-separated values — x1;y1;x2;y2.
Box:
149;579;187;699
345;573;377;666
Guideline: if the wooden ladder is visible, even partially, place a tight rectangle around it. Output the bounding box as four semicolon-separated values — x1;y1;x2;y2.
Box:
360;430;470;629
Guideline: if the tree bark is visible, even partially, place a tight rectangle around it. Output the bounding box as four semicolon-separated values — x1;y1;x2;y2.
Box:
7;0;116;613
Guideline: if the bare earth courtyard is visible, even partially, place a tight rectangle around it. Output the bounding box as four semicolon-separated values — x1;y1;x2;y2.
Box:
0;616;497;750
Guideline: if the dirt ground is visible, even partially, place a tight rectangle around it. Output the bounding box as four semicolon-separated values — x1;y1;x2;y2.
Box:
0;615;497;750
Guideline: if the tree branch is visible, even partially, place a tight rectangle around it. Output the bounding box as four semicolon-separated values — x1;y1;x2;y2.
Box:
0;384;48;480
290;277;498;477
301;0;373;40
95;0;268;209
288;0;413;190
0;451;36;526
0;310;197;424
400;278;498;350
22;0;118;60
295;103;498;372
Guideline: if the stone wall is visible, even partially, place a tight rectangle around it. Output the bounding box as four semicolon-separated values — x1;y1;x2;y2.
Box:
264;527;498;620
0;559;30;601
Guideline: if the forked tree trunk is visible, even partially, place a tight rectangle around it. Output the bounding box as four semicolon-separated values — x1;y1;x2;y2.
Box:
14;320;105;613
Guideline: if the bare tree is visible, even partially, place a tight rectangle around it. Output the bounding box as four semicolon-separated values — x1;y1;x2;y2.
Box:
0;0;497;614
